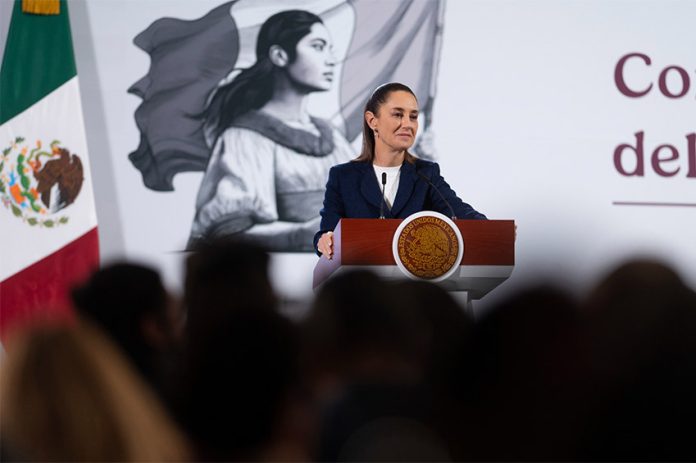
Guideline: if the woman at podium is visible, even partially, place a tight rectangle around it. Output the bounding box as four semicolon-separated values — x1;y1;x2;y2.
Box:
314;82;486;258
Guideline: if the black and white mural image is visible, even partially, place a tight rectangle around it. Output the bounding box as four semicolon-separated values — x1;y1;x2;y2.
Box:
128;0;445;251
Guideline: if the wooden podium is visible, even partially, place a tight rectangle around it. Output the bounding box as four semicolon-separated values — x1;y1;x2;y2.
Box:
313;219;515;304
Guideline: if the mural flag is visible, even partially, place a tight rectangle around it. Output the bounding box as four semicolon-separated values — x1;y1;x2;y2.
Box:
128;1;240;192
339;0;445;141
0;0;99;341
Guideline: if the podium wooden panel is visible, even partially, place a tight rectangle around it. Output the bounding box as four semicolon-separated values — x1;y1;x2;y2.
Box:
313;219;515;301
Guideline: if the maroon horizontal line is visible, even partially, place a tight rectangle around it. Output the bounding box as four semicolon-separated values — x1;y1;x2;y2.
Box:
613;201;696;207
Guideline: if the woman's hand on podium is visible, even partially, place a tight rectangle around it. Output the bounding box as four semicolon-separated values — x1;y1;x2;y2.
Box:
318;231;334;259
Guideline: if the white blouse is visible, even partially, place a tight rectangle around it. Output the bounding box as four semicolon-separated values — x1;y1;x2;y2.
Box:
372;164;402;209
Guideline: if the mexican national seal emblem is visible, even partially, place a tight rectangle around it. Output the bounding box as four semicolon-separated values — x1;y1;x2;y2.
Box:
0;136;84;227
392;211;464;281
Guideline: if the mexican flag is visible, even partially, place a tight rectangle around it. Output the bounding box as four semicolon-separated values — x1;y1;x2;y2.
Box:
0;0;99;342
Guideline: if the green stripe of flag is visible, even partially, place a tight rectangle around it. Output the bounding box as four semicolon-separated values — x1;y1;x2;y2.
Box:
0;0;76;125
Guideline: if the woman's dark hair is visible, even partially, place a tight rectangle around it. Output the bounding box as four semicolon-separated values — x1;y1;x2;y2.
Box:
204;10;323;142
71;262;169;381
355;82;418;164
181;240;299;460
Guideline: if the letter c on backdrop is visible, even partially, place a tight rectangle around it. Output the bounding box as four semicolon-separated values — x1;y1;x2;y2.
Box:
615;52;653;97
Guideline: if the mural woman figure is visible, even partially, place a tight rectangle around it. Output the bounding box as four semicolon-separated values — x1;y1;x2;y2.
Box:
189;10;354;251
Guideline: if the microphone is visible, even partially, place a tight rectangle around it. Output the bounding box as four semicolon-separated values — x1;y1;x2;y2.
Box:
379;172;387;219
416;171;457;220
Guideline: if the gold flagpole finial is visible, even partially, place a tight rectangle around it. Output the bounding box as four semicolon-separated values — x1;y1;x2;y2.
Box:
22;0;60;15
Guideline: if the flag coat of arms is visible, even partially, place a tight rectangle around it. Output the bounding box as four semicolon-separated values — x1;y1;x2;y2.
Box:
0;0;99;341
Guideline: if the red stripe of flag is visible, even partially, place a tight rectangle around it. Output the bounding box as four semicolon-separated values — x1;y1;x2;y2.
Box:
0;227;99;342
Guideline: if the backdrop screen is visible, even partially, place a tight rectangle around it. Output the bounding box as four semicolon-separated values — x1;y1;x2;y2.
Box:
3;0;691;309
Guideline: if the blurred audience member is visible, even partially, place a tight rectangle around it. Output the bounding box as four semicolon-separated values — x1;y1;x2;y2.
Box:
180;239;308;461
71;262;184;405
579;259;696;460
0;322;189;461
303;271;424;391
448;285;586;460
303;271;453;461
390;279;473;391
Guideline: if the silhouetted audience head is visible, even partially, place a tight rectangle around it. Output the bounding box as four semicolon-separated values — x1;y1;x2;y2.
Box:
579;259;696;460
180;239;303;461
390;280;473;388
584;259;696;385
470;285;581;387
443;285;585;460
71;262;183;397
185;239;276;323
0;322;189;461
304;272;460;461
303;270;425;388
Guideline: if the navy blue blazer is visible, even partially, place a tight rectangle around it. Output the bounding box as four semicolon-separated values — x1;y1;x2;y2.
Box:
313;159;486;253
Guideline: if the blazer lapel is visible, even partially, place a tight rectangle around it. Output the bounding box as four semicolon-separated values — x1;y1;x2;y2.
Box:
359;163;385;211
390;161;418;217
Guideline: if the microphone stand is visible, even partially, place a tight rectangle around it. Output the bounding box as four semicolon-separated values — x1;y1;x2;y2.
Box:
416;171;457;220
379;172;387;219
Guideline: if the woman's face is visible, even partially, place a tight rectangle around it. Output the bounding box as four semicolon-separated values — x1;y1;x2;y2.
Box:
286;23;336;92
368;91;419;152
